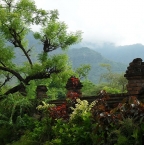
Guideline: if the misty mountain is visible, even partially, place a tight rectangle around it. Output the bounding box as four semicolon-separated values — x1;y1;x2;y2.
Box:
48;47;127;83
67;47;127;83
18;32;144;65
71;42;144;64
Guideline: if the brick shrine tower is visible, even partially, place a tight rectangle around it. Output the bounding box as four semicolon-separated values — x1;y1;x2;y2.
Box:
124;58;144;95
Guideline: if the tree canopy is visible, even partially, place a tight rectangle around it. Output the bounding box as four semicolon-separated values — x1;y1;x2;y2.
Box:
0;0;82;97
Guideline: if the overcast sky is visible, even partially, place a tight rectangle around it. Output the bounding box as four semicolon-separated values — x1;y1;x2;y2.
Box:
34;0;144;46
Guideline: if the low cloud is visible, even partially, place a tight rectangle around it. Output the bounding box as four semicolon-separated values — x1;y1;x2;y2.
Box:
34;0;144;46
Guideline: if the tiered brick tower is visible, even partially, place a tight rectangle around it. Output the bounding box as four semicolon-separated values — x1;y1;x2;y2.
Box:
124;58;144;95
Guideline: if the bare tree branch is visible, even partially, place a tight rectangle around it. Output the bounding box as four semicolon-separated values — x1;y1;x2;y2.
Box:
8;27;33;66
4;83;24;95
17;27;25;35
0;61;6;67
42;36;59;52
24;67;61;83
0;66;25;82
0;74;13;88
3;67;61;95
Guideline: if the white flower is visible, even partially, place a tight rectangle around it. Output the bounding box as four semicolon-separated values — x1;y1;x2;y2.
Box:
100;113;104;117
131;104;135;107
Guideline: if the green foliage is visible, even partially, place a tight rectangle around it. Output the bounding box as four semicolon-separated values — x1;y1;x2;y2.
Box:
70;99;92;122
81;80;96;96
37;101;56;111
51;115;93;145
102;86;121;94
0;125;15;144
0;114;36;144
0;0;82;96
0;38;14;64
11;135;38;145
108;118;142;145
33;20;82;51
82;81;123;97
25;80;37;99
0;93;32;126
1;93;144;144
100;63;127;92
75;64;91;79
11;116;54;145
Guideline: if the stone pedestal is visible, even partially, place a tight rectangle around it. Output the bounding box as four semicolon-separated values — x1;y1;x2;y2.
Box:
36;85;48;99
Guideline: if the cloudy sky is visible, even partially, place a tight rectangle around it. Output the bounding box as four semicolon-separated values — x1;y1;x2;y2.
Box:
34;0;144;46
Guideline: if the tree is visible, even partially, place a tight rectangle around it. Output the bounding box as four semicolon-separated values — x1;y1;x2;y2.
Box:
99;63;115;86
0;0;82;97
75;64;91;79
117;73;128;93
99;63;127;93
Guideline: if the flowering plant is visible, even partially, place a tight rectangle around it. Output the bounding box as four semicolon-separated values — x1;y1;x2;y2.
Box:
70;99;92;122
37;101;68;120
48;103;68;120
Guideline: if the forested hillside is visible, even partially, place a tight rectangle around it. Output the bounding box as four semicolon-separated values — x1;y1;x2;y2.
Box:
67;47;127;83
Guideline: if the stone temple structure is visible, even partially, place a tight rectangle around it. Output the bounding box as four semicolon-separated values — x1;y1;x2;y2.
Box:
124;58;144;96
40;58;144;106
